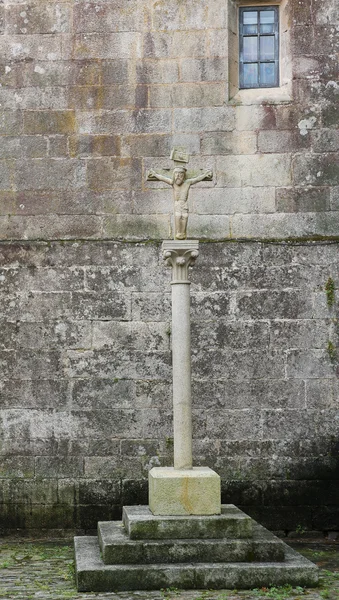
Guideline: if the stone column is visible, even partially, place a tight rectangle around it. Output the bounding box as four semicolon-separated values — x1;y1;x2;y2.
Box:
162;240;199;470
148;240;221;516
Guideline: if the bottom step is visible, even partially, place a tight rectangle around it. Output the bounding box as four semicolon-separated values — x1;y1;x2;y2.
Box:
75;536;318;592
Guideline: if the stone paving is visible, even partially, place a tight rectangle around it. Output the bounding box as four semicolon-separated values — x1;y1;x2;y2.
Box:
0;537;338;600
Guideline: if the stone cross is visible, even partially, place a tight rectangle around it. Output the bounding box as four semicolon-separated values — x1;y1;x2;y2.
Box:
146;147;213;240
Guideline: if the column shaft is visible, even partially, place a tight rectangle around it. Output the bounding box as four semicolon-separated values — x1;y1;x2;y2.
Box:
172;282;192;470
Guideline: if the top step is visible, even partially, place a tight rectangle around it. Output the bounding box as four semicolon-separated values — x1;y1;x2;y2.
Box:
123;505;253;540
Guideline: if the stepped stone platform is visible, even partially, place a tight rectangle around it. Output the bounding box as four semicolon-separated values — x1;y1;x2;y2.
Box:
74;505;318;592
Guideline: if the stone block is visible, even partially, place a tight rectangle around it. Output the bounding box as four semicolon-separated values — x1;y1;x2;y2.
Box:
205;409;262;440
98;521;284;565
235;106;276;131
92;321;169;352
73;1;142;33
192;320;270;352
0;111;23;135
136;60;179;84
286;349;335;378
258;131;310;153
75;533;318;591
230;212;339;239
143;31;207;59
312;129;339;152
102;215;170;240
121;135;172;158
293;154;339;186
152;0;207;31
208;29;228;57
2;86;68;111
100;60;129;85
201;132;257;155
193;187;275;215
78;109;171;135
87;158;141;191
149;83;225;108
174;107;235;133
14;159;86;191
133;190;171;215
6;478;58;505
5;3;70;35
331;187;339;210
0;160;14;191
4;214;103;240
148;467;221;516
276;187;330;212
23;111;75;134
0;378;69;410
186;215;231;239
17;321;91;350
73;33;142;59
72;378;136;410
269;319;330;350
0;456;34;478
216;155;292;188
72;290;131;321
262;410;321;443
181;57;227;82
191;291;231;320
135;380;171;410
48;135;68;157
13;349;62;379
35;456;84;478
124;505;251;540
236;289;313;320
0;137;21;159
79;480;121;506
0;34;62;62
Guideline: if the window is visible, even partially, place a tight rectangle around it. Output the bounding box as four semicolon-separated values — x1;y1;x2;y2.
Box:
239;6;279;89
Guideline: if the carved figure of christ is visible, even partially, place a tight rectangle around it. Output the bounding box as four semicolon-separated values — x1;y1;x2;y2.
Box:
147;167;213;240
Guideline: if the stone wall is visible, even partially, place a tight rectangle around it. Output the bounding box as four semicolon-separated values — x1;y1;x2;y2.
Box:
0;0;339;532
0;0;338;241
0;240;338;532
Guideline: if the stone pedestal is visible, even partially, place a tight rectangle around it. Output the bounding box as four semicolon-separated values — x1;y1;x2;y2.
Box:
149;467;221;516
74;505;319;592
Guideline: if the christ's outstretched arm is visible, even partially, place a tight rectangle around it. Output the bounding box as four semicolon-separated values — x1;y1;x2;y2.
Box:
147;169;173;186
186;170;213;185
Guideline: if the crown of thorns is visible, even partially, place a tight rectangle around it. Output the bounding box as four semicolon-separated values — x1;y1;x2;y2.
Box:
173;166;187;173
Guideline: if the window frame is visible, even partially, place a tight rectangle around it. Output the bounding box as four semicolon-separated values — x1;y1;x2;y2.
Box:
239;5;279;89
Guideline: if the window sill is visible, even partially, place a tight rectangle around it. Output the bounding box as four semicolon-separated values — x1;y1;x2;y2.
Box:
229;85;292;105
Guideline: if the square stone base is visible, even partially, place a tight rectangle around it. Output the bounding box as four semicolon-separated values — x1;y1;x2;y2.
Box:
149;467;221;516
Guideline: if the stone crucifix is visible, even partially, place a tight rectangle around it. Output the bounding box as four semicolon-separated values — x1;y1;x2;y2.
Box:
147;147;213;240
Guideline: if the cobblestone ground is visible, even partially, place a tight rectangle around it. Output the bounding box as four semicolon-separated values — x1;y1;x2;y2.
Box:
0;538;338;600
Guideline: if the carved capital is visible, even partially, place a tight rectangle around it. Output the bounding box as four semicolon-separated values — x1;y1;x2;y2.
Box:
162;240;199;284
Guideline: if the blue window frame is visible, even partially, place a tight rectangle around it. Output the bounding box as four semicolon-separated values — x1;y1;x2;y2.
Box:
239;6;279;89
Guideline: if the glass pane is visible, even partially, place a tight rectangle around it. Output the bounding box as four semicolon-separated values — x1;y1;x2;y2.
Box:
243;24;258;34
243;37;258;61
243;63;258;87
260;36;275;60
260;23;274;34
260;63;276;86
260;10;275;23
243;11;257;25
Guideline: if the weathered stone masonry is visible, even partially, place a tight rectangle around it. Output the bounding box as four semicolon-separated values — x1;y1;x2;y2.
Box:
0;0;339;531
0;240;339;532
